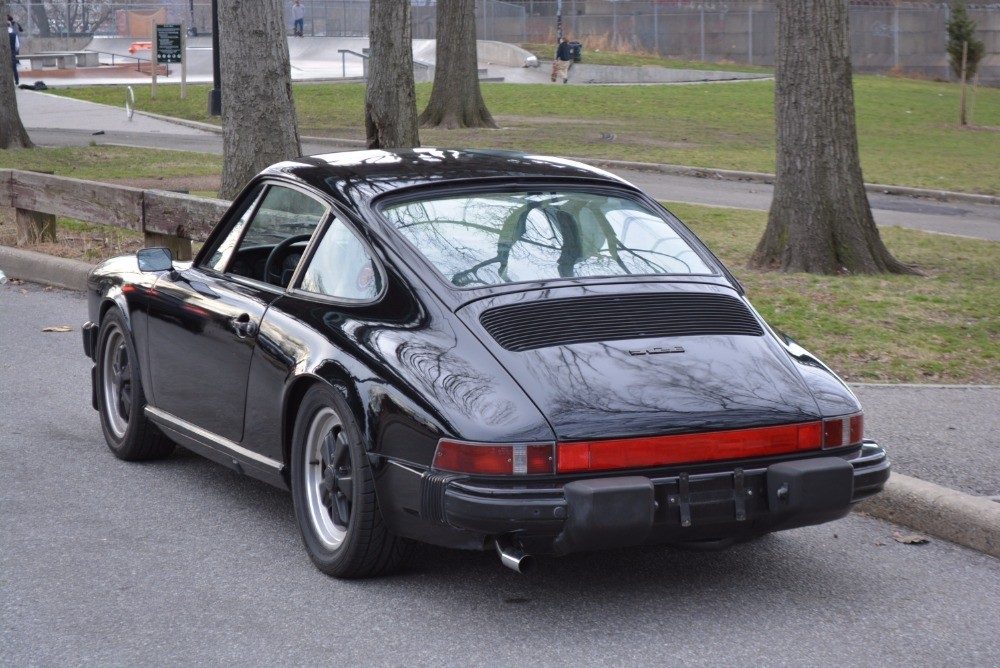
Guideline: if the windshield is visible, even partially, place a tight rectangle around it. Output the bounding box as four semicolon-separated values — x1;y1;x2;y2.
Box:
381;190;713;288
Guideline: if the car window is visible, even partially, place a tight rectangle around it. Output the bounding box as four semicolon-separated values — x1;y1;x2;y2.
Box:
299;217;382;301
380;190;713;288
203;184;328;287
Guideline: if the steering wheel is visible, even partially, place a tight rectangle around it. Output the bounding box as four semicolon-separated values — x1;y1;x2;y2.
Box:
264;234;312;287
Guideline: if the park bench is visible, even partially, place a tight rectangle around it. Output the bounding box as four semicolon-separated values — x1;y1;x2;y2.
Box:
21;51;101;70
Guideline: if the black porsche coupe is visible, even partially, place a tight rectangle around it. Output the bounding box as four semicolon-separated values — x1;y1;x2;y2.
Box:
82;149;889;577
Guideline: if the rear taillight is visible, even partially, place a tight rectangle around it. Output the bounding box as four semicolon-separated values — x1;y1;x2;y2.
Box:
556;422;825;474
822;412;864;449
433;440;554;475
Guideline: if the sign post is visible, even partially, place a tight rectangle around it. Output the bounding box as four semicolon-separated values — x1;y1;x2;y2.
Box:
180;24;187;100
151;20;158;99
155;23;183;100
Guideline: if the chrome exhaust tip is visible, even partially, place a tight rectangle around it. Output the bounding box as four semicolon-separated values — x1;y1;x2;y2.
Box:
495;536;535;574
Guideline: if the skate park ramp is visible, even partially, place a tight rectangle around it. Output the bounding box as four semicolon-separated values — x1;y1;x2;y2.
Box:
20;36;766;87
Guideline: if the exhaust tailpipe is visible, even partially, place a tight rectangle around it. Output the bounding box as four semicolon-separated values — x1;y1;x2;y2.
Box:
495;536;535;574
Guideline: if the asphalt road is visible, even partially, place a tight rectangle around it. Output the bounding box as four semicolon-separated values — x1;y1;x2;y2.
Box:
3;283;999;666
853;385;999;499
621;170;1000;242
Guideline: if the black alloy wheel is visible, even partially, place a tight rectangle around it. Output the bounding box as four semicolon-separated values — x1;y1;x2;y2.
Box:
95;309;173;461
290;384;411;578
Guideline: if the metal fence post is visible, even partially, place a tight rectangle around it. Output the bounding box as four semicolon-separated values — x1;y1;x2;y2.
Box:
893;7;900;68
700;8;705;62
653;4;658;55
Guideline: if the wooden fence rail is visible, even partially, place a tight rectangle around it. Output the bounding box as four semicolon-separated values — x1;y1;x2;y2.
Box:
0;169;231;261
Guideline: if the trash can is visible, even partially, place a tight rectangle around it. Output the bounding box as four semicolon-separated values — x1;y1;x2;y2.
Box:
569;41;583;63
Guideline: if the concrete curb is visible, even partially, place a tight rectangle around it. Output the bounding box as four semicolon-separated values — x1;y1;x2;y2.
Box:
0;246;91;291
856;473;1000;559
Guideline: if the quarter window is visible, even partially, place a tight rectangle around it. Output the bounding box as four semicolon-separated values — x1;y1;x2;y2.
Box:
300;218;382;301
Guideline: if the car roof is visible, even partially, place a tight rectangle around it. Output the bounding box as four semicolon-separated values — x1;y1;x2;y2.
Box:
260;148;636;206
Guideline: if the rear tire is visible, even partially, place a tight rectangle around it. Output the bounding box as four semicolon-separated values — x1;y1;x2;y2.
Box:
95;309;173;461
291;384;411;578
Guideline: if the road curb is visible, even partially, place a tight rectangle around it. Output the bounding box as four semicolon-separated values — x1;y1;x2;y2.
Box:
0;246;91;291
856;473;1000;558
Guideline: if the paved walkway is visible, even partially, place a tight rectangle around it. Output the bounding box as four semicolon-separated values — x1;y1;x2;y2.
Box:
15;88;213;136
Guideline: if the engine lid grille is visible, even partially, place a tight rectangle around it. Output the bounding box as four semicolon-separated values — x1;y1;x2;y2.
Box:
479;293;764;352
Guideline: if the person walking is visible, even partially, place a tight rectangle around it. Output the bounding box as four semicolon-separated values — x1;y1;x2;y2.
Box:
292;0;304;38
552;36;573;84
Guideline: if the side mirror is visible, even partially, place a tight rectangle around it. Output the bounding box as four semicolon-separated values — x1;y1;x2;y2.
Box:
137;247;174;273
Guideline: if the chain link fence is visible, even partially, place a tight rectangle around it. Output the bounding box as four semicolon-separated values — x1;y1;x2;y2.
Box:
8;1;999;83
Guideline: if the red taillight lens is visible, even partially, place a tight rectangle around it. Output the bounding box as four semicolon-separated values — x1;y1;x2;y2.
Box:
433;440;554;475
822;413;864;449
556;422;826;474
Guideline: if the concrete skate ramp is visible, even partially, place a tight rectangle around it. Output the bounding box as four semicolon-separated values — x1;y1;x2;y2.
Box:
569;63;769;85
77;36;759;87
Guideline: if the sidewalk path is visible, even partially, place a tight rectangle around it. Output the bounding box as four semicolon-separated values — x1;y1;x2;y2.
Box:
15;88;214;136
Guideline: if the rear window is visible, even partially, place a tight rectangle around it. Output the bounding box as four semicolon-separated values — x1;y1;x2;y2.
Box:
380;190;712;288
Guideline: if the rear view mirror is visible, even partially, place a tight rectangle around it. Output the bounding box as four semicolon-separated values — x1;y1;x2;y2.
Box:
137;247;174;273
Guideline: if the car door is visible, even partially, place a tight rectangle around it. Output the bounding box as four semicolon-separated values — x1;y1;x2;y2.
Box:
144;182;330;443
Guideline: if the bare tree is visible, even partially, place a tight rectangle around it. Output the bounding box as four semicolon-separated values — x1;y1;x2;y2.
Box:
218;0;301;199
418;0;497;130
0;0;33;150
9;1;113;35
365;0;419;149
9;1;51;37
749;0;915;275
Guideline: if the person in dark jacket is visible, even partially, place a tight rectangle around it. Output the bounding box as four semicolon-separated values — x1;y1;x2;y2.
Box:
552;36;573;84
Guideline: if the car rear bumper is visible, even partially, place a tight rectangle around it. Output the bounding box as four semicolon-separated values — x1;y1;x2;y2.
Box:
427;442;889;555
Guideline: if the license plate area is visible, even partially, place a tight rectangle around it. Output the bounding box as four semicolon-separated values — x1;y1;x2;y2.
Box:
657;468;768;528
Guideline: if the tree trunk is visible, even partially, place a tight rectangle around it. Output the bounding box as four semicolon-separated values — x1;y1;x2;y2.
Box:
0;0;33;150
30;4;51;38
365;0;420;149
218;0;301;199
418;0;497;130
749;0;915;275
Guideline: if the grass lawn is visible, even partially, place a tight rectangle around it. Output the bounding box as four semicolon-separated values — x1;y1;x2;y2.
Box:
48;74;1000;194
671;204;998;385
6;64;998;386
0;145;221;181
0;141;994;385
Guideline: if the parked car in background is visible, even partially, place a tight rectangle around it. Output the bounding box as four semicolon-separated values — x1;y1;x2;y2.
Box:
82;149;890;577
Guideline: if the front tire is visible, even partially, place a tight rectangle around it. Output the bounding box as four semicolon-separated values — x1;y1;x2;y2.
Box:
291;384;410;578
95;309;173;461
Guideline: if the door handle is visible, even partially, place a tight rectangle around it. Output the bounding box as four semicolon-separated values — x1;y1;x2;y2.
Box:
231;314;258;339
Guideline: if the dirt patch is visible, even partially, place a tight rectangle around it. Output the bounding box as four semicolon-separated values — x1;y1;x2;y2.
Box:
0;209;144;264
